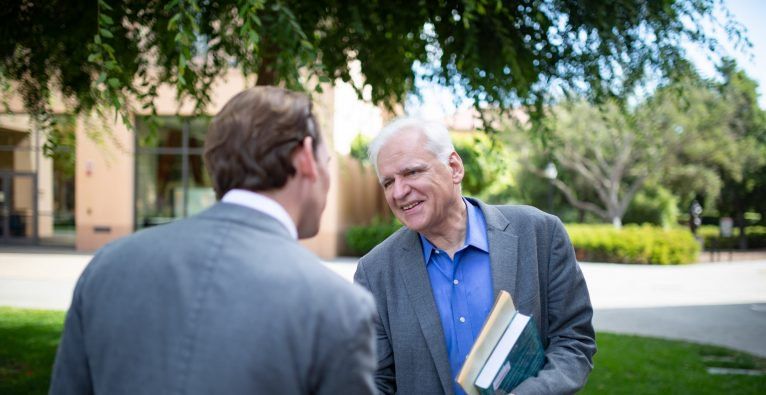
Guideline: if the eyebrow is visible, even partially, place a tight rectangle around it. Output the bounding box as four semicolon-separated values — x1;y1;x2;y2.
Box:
380;164;428;185
402;164;428;174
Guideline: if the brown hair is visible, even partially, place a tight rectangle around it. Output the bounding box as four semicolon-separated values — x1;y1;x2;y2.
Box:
204;86;321;199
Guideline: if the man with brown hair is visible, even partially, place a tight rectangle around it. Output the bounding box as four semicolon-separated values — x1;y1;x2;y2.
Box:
50;87;378;394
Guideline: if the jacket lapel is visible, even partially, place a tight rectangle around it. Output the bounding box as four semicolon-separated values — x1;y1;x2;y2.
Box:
471;199;519;302
394;230;454;395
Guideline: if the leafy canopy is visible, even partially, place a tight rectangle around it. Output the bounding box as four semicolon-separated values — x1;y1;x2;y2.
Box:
0;0;745;129
509;60;765;228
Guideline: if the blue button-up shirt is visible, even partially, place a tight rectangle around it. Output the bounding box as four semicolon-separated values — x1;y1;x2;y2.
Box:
419;198;493;395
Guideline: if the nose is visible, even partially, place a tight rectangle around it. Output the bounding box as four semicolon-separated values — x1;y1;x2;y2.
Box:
391;178;410;201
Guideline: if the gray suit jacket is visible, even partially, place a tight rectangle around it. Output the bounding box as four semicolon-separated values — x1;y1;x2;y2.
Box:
354;199;595;395
50;202;377;394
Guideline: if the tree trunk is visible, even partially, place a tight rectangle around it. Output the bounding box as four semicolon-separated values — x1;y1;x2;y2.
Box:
736;209;748;250
255;58;276;86
612;216;622;229
255;37;278;86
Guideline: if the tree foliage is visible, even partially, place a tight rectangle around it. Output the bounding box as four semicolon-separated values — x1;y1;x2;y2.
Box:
536;99;675;227
513;61;765;230
641;73;731;208
0;0;744;131
645;60;766;230
712;60;766;244
622;183;679;228
453;133;518;202
349;133;371;165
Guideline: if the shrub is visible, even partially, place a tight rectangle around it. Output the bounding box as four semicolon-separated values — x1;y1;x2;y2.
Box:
698;225;766;249
566;224;700;264
452;133;519;202
345;217;402;256
622;185;679;228
349;134;371;165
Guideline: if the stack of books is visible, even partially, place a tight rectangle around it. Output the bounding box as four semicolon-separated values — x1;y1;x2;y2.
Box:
455;290;545;395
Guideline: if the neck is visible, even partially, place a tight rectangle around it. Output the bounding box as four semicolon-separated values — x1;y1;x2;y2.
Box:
260;188;301;230
421;197;467;258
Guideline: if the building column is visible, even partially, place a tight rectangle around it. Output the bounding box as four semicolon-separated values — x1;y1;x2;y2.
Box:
75;114;135;251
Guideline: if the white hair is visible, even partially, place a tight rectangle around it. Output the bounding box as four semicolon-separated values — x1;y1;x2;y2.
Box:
368;117;454;175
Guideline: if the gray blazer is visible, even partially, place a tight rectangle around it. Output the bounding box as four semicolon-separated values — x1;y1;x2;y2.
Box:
354;198;595;395
50;202;377;395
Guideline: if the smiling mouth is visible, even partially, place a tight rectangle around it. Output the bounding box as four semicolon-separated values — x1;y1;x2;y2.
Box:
401;201;423;211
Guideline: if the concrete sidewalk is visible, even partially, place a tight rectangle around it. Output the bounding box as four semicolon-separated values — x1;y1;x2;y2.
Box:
1;251;765;357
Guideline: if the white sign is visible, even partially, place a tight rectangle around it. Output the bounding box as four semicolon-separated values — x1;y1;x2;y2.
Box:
720;217;734;237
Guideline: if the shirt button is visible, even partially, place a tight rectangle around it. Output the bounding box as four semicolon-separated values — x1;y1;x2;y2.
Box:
453;279;459;285
459;316;466;323
435;250;440;254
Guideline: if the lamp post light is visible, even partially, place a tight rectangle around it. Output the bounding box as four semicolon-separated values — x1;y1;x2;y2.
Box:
543;162;558;214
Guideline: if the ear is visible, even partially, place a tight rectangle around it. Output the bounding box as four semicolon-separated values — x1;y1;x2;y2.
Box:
293;137;318;181
448;151;464;184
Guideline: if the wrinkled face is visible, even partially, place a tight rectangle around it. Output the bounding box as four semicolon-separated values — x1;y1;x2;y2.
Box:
298;141;331;239
376;129;463;234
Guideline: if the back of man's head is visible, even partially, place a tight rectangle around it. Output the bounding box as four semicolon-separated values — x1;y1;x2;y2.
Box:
204;86;321;199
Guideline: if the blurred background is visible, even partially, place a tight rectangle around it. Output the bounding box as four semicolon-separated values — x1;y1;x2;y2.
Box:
0;1;764;264
0;0;764;393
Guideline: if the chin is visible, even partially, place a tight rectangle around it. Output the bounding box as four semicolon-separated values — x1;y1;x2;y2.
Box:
400;219;425;233
397;213;426;232
297;220;321;239
298;228;319;239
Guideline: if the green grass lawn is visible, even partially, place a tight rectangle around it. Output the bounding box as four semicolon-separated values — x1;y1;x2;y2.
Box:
2;307;765;394
583;332;766;394
0;307;65;395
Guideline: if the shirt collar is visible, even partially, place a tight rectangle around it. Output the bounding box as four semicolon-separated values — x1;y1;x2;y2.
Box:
419;197;489;263
221;189;298;240
464;198;489;252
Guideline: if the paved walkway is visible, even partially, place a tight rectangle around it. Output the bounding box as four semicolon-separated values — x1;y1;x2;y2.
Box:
1;250;765;357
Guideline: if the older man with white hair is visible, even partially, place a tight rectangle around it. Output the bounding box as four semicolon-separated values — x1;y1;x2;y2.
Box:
354;118;596;395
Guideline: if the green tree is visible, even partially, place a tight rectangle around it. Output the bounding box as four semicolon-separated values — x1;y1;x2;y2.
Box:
349;133;371;165
640;73;731;210
526;65;766;232
644;61;766;242
622;183;679;228
534;99;675;228
0;0;745;132
714;60;766;246
453;133;518;203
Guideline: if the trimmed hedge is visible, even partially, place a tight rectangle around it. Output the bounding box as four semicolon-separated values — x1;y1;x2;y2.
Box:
345;217;402;256
345;220;700;264
565;224;700;265
698;225;766;249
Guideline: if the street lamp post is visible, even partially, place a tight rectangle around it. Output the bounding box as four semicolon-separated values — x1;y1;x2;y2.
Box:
543;162;558;214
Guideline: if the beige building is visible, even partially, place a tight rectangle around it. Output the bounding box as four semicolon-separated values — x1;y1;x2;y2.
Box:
0;73;389;258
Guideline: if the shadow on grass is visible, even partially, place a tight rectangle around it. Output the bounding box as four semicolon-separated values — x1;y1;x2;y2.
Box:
0;307;64;395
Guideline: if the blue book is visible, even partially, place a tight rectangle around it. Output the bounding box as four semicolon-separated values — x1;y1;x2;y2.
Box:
473;312;545;394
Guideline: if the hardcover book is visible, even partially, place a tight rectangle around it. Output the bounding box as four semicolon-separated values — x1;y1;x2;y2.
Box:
473;312;545;394
455;290;516;395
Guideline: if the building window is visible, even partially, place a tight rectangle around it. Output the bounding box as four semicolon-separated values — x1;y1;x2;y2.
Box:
135;117;215;229
45;116;77;244
0;115;75;245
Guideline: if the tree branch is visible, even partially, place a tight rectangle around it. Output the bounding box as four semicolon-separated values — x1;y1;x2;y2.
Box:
556;152;613;210
550;178;609;220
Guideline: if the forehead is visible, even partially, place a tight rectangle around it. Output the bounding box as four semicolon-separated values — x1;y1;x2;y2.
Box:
377;130;437;173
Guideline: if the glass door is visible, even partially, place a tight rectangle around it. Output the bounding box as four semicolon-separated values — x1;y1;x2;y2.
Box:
0;172;37;243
